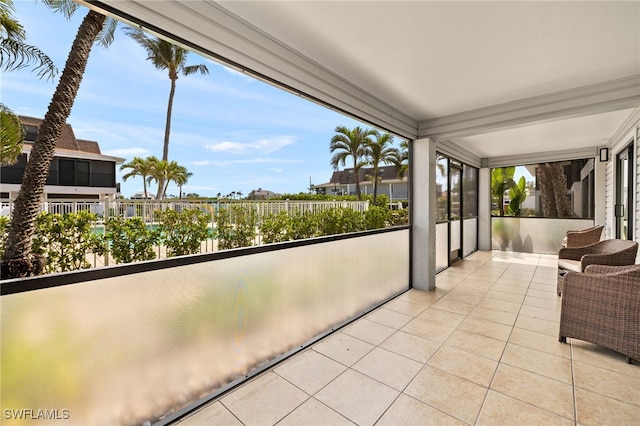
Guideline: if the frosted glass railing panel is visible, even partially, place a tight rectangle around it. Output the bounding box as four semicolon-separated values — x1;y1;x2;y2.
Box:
463;218;477;256
492;218;594;253
436;223;449;272
1;229;409;425
450;220;461;252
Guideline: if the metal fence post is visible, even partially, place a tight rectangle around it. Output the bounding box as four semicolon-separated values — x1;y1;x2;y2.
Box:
104;197;110;266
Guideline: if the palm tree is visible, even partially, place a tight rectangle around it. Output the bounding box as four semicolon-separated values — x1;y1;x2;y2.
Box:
160;160;183;198
2;1;117;278
1;0;58;167
0;0;57;80
330;125;377;200
125;28;209;198
0;103;24;165
365;131;397;205
392;139;409;179
173;165;192;199
145;156;166;198
120;156;155;199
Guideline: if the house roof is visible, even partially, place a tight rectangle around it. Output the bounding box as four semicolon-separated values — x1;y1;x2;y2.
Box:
315;165;406;188
18;115;124;163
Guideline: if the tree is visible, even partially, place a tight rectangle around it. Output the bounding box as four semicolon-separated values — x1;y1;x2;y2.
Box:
120;156;155;199
0;103;24;165
391;139;409;180
330;125;376;200
0;0;57;80
364;131;397;205
537;162;572;217
125;28;209;199
1;0;58;166
173;165;192;199
1;1;117;278
491;167;516;217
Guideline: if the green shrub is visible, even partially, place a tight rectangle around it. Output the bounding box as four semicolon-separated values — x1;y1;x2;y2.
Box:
32;211;104;273
217;206;258;250
388;208;409;226
288;211;319;240
260;211;290;244
156;208;212;257
363;205;390;229
105;216;159;263
0;216;9;257
317;207;365;236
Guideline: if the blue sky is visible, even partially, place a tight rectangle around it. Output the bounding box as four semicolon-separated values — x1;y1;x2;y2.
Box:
2;1;395;198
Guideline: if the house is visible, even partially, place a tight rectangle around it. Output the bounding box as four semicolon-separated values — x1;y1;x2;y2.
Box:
247;188;280;199
0;116;124;201
312;165;408;200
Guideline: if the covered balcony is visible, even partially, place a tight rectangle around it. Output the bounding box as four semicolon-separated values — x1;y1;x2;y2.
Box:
1;1;639;425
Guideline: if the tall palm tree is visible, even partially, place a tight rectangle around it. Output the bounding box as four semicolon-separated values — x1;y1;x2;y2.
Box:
1;1;117;278
125;28;209;198
160;160;183;198
120;156;155;199
365;131;397;205
330;125;377;200
1;0;57;80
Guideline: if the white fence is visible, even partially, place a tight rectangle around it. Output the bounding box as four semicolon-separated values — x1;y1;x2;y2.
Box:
0;198;370;222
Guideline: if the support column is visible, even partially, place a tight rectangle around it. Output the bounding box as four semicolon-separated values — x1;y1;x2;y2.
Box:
478;166;492;250
411;137;436;291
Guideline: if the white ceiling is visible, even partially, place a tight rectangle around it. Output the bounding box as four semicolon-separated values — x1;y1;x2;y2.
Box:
86;0;640;159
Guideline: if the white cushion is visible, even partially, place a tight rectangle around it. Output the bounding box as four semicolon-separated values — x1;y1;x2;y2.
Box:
558;259;581;272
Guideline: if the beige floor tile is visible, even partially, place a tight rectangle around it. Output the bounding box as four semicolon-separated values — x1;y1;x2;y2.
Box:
469;306;517;326
458;277;496;290
342;318;396;346
476;297;521;314
529;281;557;292
458;316;513;341
352;347;423;391
405;365;487;424
220;372;308;425
445;329;507;361
523;295;562;311
514;314;558;336
575;387;640;425
495;277;532;288
519;304;560;322
180;401;242;426
416;307;467;328
485;288;526;302
278;398;354;426
477;390;574;426
508;327;570;358
366;307;414;329
501;343;572;384
315;370;399;426
401;317;456;343
491;364;574;419
274;350;346;395
571;340;640;377
440;290;484;305
399;288;444;305
430;298;476;315
527;288;558;300
379;330;441;363
428;345;498;387
383;298;428;316
491;281;529;296
573;361;640;405
377;394;466;426
312;332;374;366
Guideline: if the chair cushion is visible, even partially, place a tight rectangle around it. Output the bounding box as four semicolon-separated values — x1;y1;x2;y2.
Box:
558;259;581;272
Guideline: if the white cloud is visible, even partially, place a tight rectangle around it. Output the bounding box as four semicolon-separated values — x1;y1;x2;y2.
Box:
192;161;212;166
269;168;284;173
205;135;295;155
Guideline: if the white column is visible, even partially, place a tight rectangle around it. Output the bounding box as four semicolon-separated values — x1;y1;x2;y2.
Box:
478;166;492;250
412;138;436;291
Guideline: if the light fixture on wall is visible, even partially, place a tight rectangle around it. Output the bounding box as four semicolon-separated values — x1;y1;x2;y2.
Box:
599;147;609;162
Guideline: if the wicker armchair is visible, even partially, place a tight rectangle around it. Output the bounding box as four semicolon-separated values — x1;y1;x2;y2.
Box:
559;264;640;363
557;239;638;296
562;225;603;248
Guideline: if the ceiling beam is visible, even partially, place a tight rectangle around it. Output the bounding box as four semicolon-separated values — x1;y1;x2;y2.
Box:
419;75;640;140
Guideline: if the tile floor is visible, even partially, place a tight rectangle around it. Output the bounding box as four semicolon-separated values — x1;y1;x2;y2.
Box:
175;250;639;425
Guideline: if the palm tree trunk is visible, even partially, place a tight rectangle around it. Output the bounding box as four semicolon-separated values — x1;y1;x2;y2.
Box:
1;10;106;278
156;76;176;199
353;158;361;200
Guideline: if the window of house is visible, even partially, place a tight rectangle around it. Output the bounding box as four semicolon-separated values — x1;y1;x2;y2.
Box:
23;125;38;141
59;159;75;186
